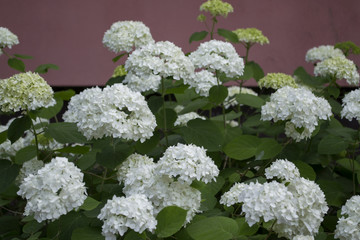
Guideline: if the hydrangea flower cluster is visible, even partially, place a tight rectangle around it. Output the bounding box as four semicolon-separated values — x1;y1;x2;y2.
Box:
0;27;19;49
17;157;87;222
314;56;359;85
16;158;44;184
123;41;195;92
224;86;258;108
293;236;314;240
258;73;298;89
305;45;344;63
0;72;55;112
199;0;233;17
63;83;156;142
220;159;328;239
334;195;360;240
174;112;205;126
233;28;270;45
188;40;244;79
341;88;360;121
261;86;332;141
184;70;218;97
103;21;154;53
98;194;157;239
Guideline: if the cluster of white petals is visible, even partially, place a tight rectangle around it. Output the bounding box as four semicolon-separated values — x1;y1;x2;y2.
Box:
0;27;19;49
188;40;244;78
224;86;258;108
261;86;332;141
334;195;360;240
221;159;328;239
265;159;300;181
103;21;154;53
124;41;194;92
0;72;55;112
16;158;44;184
183;70;217;97
174;112;205;126
314;56;359;85
305;45;344;63
98;194;157;240
17;157;87;222
293;236;314;240
341;88;360;121
63;83;156;142
157;143;219;184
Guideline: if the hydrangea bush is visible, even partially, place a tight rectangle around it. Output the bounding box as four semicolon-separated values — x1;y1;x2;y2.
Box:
1;0;360;239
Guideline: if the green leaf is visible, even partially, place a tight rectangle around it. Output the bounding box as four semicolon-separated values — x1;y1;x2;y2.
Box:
112;53;127;62
293;66;326;87
179;98;208;114
23;220;45;234
236;217;259;236
317;180;346;207
8;58;25;72
0;159;20;193
13;54;33;59
55;145;90;154
54;89;76;101
124;231;146;240
255;138;282;160
224;135;260;160
239;63;254;80
189;31;208;43
105;76;125;86
208;85;228;104
135;131;161;154
165;85;189;94
337;158;360;172
71;227;104;240
95;141;133;169
247;61;264;81
181;119;224;151
235;94;265;108
327;86;340;99
7;115;31;143
0;130;7;144
34;63;59;73
186;216;239;240
76;150;98;170
318;135;348;155
35;97;63;119
15;145;37;164
328;98;342;115
79;197;100;211
156;206;187;238
156;108;177;130
46;122;88;144
0;215;21;235
217;28;239;43
293;160;316;181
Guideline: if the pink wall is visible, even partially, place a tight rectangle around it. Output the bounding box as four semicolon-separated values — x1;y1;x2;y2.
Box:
1;0;360;86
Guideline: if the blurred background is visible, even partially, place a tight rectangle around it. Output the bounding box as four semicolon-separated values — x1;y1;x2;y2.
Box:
1;0;360;86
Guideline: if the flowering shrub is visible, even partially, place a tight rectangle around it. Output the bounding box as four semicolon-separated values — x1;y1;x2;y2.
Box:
1;0;360;239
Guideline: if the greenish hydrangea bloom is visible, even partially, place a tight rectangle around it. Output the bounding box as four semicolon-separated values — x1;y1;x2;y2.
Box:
233;28;270;45
0;27;19;49
197;14;207;22
200;0;233;18
258;73;298;89
0;72;55;112
112;65;127;78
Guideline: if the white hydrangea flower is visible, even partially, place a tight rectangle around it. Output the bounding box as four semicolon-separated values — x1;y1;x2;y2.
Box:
174;112;205;126
265;159;300;182
238;181;299;227
17;157;87;222
341;88;360;121
305;45;344;63
124;41;195;92
183;70;217;97
0;72;55;112
275;177;328;238
188;40;244;78
220;182;247;206
224;86;258;108
0;27;19;49
117;153;157;196
261;86;332;142
293;236;314;240
103;21;154;53
16;158;44;184
98;194;157;239
0;118;27;159
334;195;360;240
314;56;359;85
284;122;313;142
157;143;219;184
63;83;156;142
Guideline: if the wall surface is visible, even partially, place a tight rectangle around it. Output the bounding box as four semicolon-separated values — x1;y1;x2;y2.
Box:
1;0;360;86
